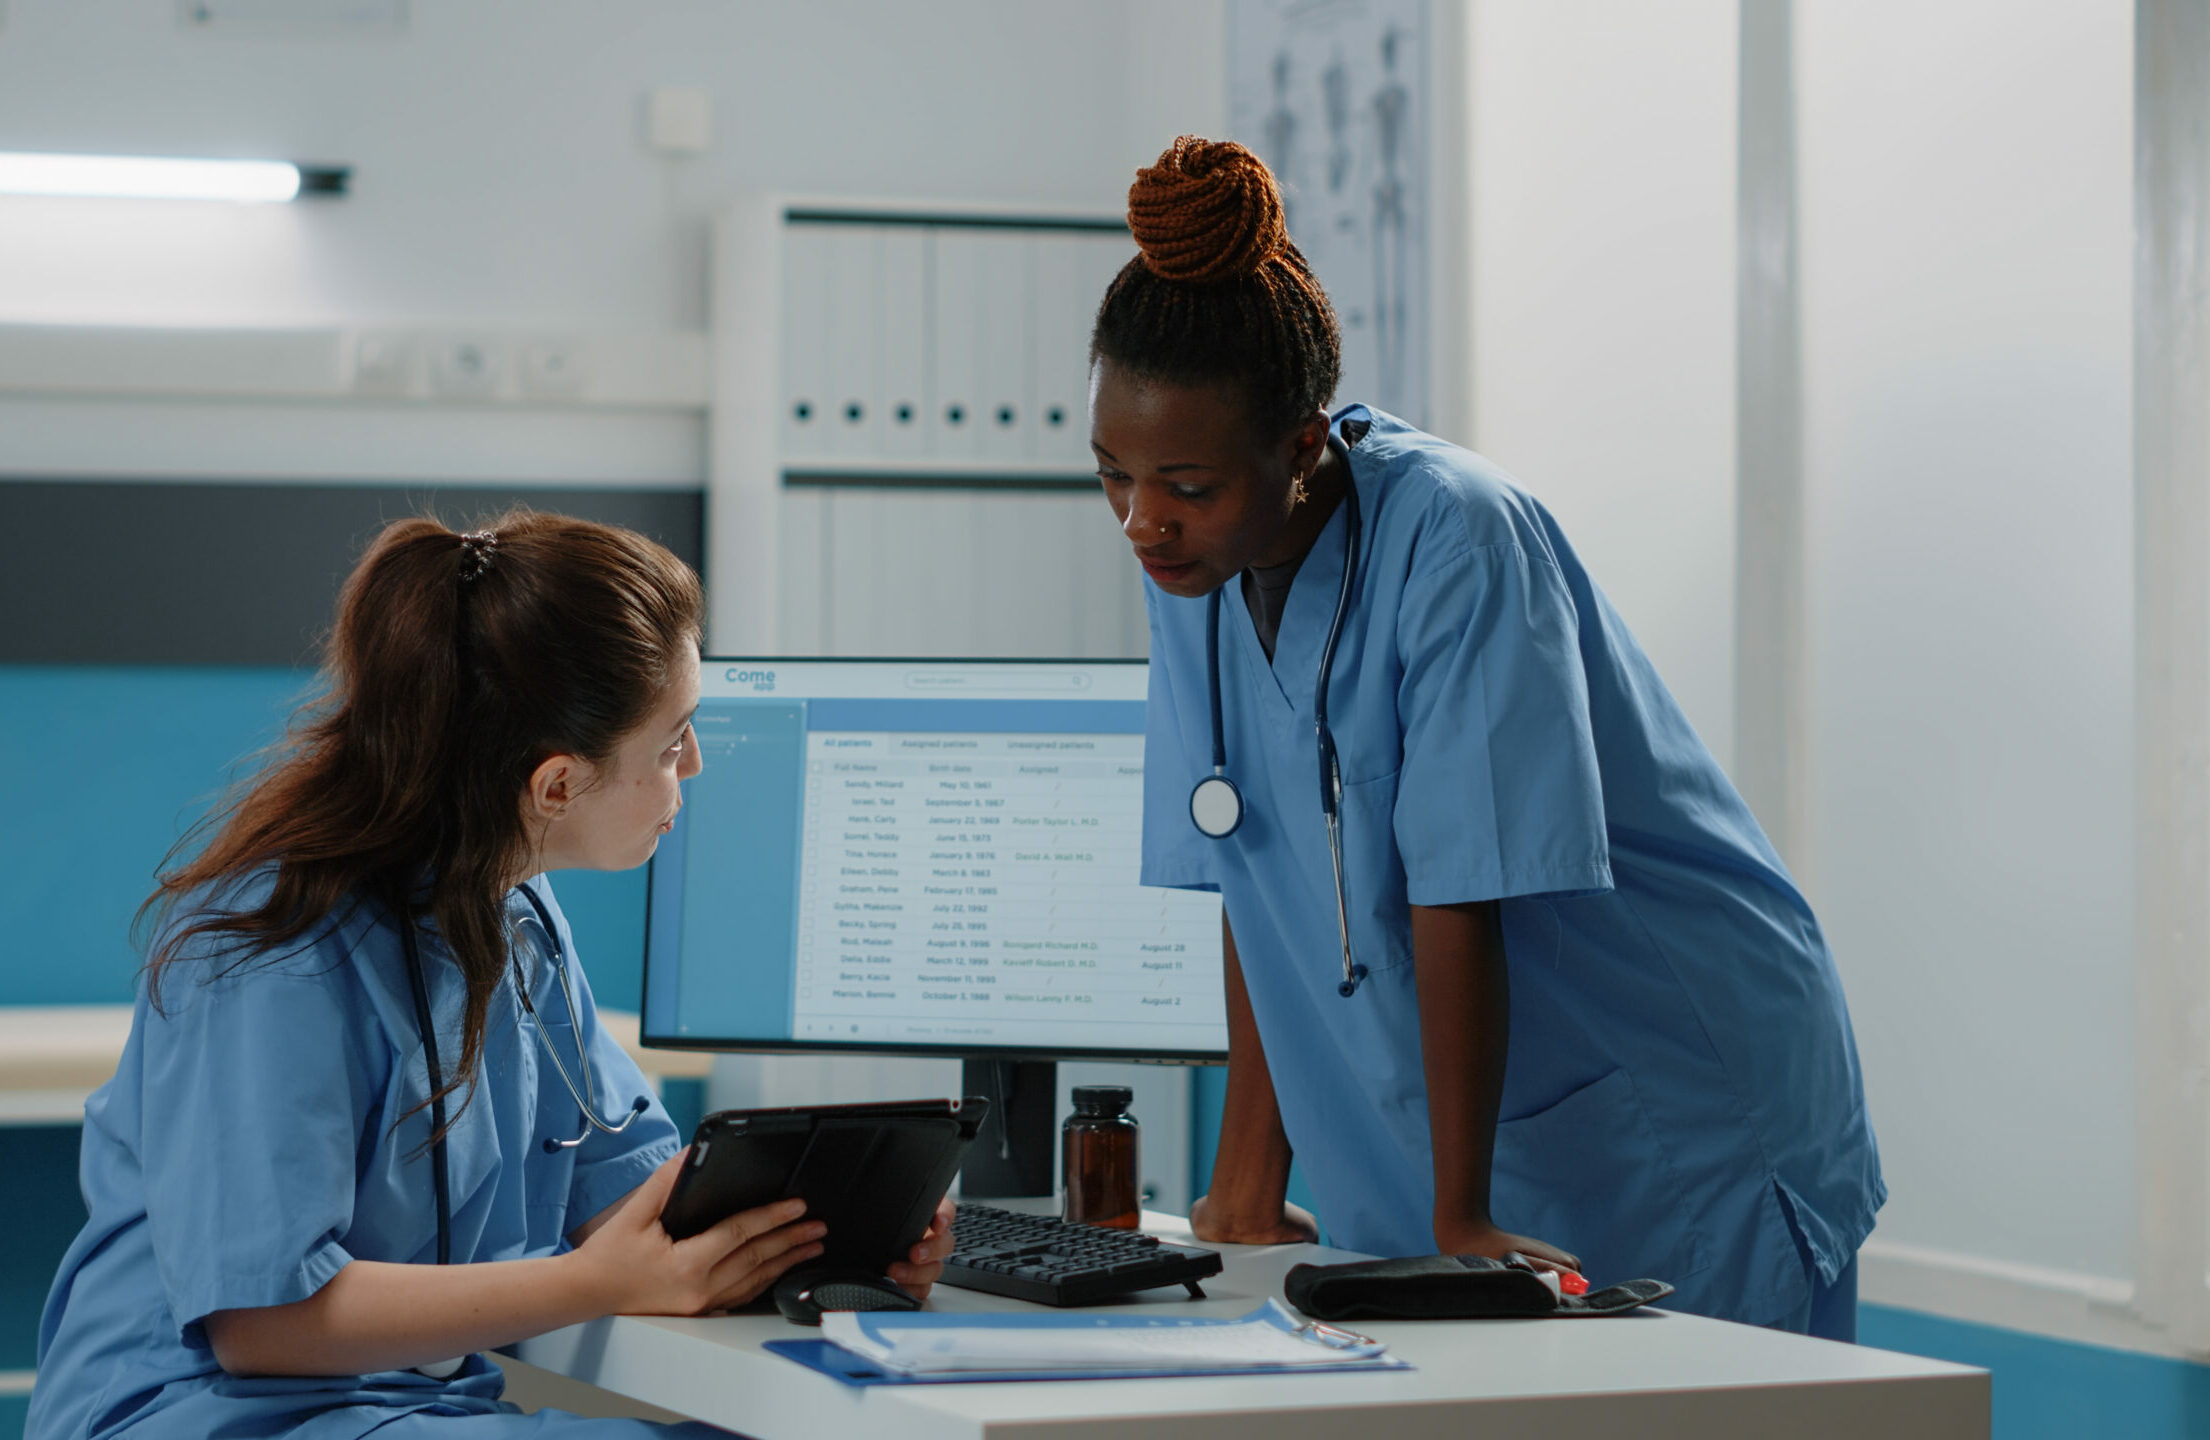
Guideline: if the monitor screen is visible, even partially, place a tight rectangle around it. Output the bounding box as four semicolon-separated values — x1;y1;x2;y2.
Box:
641;658;1227;1061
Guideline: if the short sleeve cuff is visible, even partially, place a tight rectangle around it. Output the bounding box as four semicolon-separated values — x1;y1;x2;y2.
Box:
1404;857;1613;909
1138;862;1220;894
568;1137;681;1230
169;1233;353;1334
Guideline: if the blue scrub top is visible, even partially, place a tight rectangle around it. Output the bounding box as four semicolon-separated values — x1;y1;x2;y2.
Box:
28;875;688;1440
1142;407;1884;1326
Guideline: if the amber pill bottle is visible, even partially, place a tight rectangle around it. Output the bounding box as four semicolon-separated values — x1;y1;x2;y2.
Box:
1061;1085;1141;1229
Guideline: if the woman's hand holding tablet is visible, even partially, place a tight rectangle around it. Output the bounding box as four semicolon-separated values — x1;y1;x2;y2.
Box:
574;1149;828;1315
886;1197;958;1301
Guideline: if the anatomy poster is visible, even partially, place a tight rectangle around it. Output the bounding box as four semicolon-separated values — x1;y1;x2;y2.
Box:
1229;0;1430;428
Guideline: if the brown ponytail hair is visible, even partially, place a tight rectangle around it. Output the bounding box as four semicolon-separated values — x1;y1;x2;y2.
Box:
141;510;703;1136
1091;136;1343;438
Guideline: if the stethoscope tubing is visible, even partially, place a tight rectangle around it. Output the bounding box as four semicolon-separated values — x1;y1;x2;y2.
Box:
399;918;452;1266
511;888;652;1153
1194;451;1368;998
400;884;646;1266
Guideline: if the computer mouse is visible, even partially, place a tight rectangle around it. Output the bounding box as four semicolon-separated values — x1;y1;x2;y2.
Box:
772;1267;923;1326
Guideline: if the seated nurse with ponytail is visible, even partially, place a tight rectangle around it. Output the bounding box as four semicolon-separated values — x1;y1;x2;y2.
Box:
28;513;953;1439
1098;138;1884;1338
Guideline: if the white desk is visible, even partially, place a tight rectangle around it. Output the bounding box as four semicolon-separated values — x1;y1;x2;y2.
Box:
0;1005;133;1123
0;1005;710;1124
509;1213;1988;1440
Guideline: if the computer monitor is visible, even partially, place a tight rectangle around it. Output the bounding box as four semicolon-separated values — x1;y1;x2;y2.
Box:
641;657;1226;1193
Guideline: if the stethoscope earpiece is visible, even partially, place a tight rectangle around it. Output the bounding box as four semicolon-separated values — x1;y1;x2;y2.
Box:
1337;964;1370;999
542;1096;649;1154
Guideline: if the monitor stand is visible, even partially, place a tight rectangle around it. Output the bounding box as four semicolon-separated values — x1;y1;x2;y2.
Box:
959;1058;1056;1199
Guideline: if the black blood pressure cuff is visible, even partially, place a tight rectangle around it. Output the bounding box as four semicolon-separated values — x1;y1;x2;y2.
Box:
1283;1254;1674;1321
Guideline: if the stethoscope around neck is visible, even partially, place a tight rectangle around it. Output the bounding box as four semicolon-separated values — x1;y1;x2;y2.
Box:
1189;444;1368;999
399;884;648;1266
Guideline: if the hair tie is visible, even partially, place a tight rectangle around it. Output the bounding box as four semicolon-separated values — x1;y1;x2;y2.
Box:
458;530;498;584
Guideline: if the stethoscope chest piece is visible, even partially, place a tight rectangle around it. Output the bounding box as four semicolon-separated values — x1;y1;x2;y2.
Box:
1190;773;1244;839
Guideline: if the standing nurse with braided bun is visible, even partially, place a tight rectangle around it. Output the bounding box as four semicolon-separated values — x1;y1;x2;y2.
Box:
1092;137;1883;1338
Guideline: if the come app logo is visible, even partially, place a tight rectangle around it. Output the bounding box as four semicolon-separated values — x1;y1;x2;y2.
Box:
725;667;776;693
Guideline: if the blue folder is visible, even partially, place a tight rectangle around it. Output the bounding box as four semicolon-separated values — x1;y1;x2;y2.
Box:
766;1301;1413;1387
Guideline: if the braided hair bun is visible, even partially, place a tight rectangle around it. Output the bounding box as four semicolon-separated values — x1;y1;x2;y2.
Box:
1128;136;1289;284
1092;136;1341;437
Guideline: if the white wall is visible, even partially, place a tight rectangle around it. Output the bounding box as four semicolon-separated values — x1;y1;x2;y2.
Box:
0;0;1222;331
1795;0;2136;1289
1467;0;1740;770
1468;0;2160;1353
0;1;1226;480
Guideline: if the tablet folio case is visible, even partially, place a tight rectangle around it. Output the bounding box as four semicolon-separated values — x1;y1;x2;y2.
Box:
659;1098;985;1272
1284;1254;1674;1321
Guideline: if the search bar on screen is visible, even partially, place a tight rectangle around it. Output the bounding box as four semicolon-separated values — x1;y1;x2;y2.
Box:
904;670;1095;693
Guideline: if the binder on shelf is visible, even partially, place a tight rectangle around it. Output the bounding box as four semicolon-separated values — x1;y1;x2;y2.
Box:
1033;232;1135;469
973;231;1034;464
779;223;833;463
878;226;931;460
822;224;883;461
773;208;1129;482
930;229;984;465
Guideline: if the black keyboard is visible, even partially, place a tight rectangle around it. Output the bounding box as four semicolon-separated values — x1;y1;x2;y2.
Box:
942;1203;1223;1307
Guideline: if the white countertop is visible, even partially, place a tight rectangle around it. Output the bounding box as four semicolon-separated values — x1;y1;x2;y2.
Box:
509;1210;1988;1440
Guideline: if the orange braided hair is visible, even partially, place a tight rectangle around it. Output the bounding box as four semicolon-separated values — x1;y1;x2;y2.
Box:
1092;136;1341;436
1129;135;1290;283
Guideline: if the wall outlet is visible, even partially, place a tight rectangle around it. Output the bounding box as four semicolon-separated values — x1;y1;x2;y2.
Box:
351;331;417;396
177;0;407;38
648;86;712;154
430;336;504;399
519;340;590;399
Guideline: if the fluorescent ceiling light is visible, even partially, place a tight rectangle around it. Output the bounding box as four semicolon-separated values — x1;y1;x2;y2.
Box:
0;152;350;202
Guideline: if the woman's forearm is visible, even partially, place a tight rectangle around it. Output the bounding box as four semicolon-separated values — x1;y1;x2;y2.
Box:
204;1251;613;1378
1410;900;1511;1236
1206;914;1296;1218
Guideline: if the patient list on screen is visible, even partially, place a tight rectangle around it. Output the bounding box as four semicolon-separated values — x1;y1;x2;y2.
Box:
642;662;1227;1056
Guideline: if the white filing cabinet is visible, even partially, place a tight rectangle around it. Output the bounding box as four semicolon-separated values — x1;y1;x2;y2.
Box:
711;200;1144;664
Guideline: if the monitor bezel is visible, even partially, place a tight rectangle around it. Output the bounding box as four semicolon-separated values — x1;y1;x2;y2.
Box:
638;654;1226;1065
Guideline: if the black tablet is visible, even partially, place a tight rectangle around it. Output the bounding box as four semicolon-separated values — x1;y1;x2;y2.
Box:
658;1096;989;1271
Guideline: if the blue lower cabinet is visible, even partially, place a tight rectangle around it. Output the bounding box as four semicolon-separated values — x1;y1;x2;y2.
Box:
2;1124;87;1440
1;1126;85;1373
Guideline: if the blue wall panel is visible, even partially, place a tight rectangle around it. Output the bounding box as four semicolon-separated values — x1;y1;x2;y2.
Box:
539;866;648;1011
0;666;308;1005
0;666;651;1009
